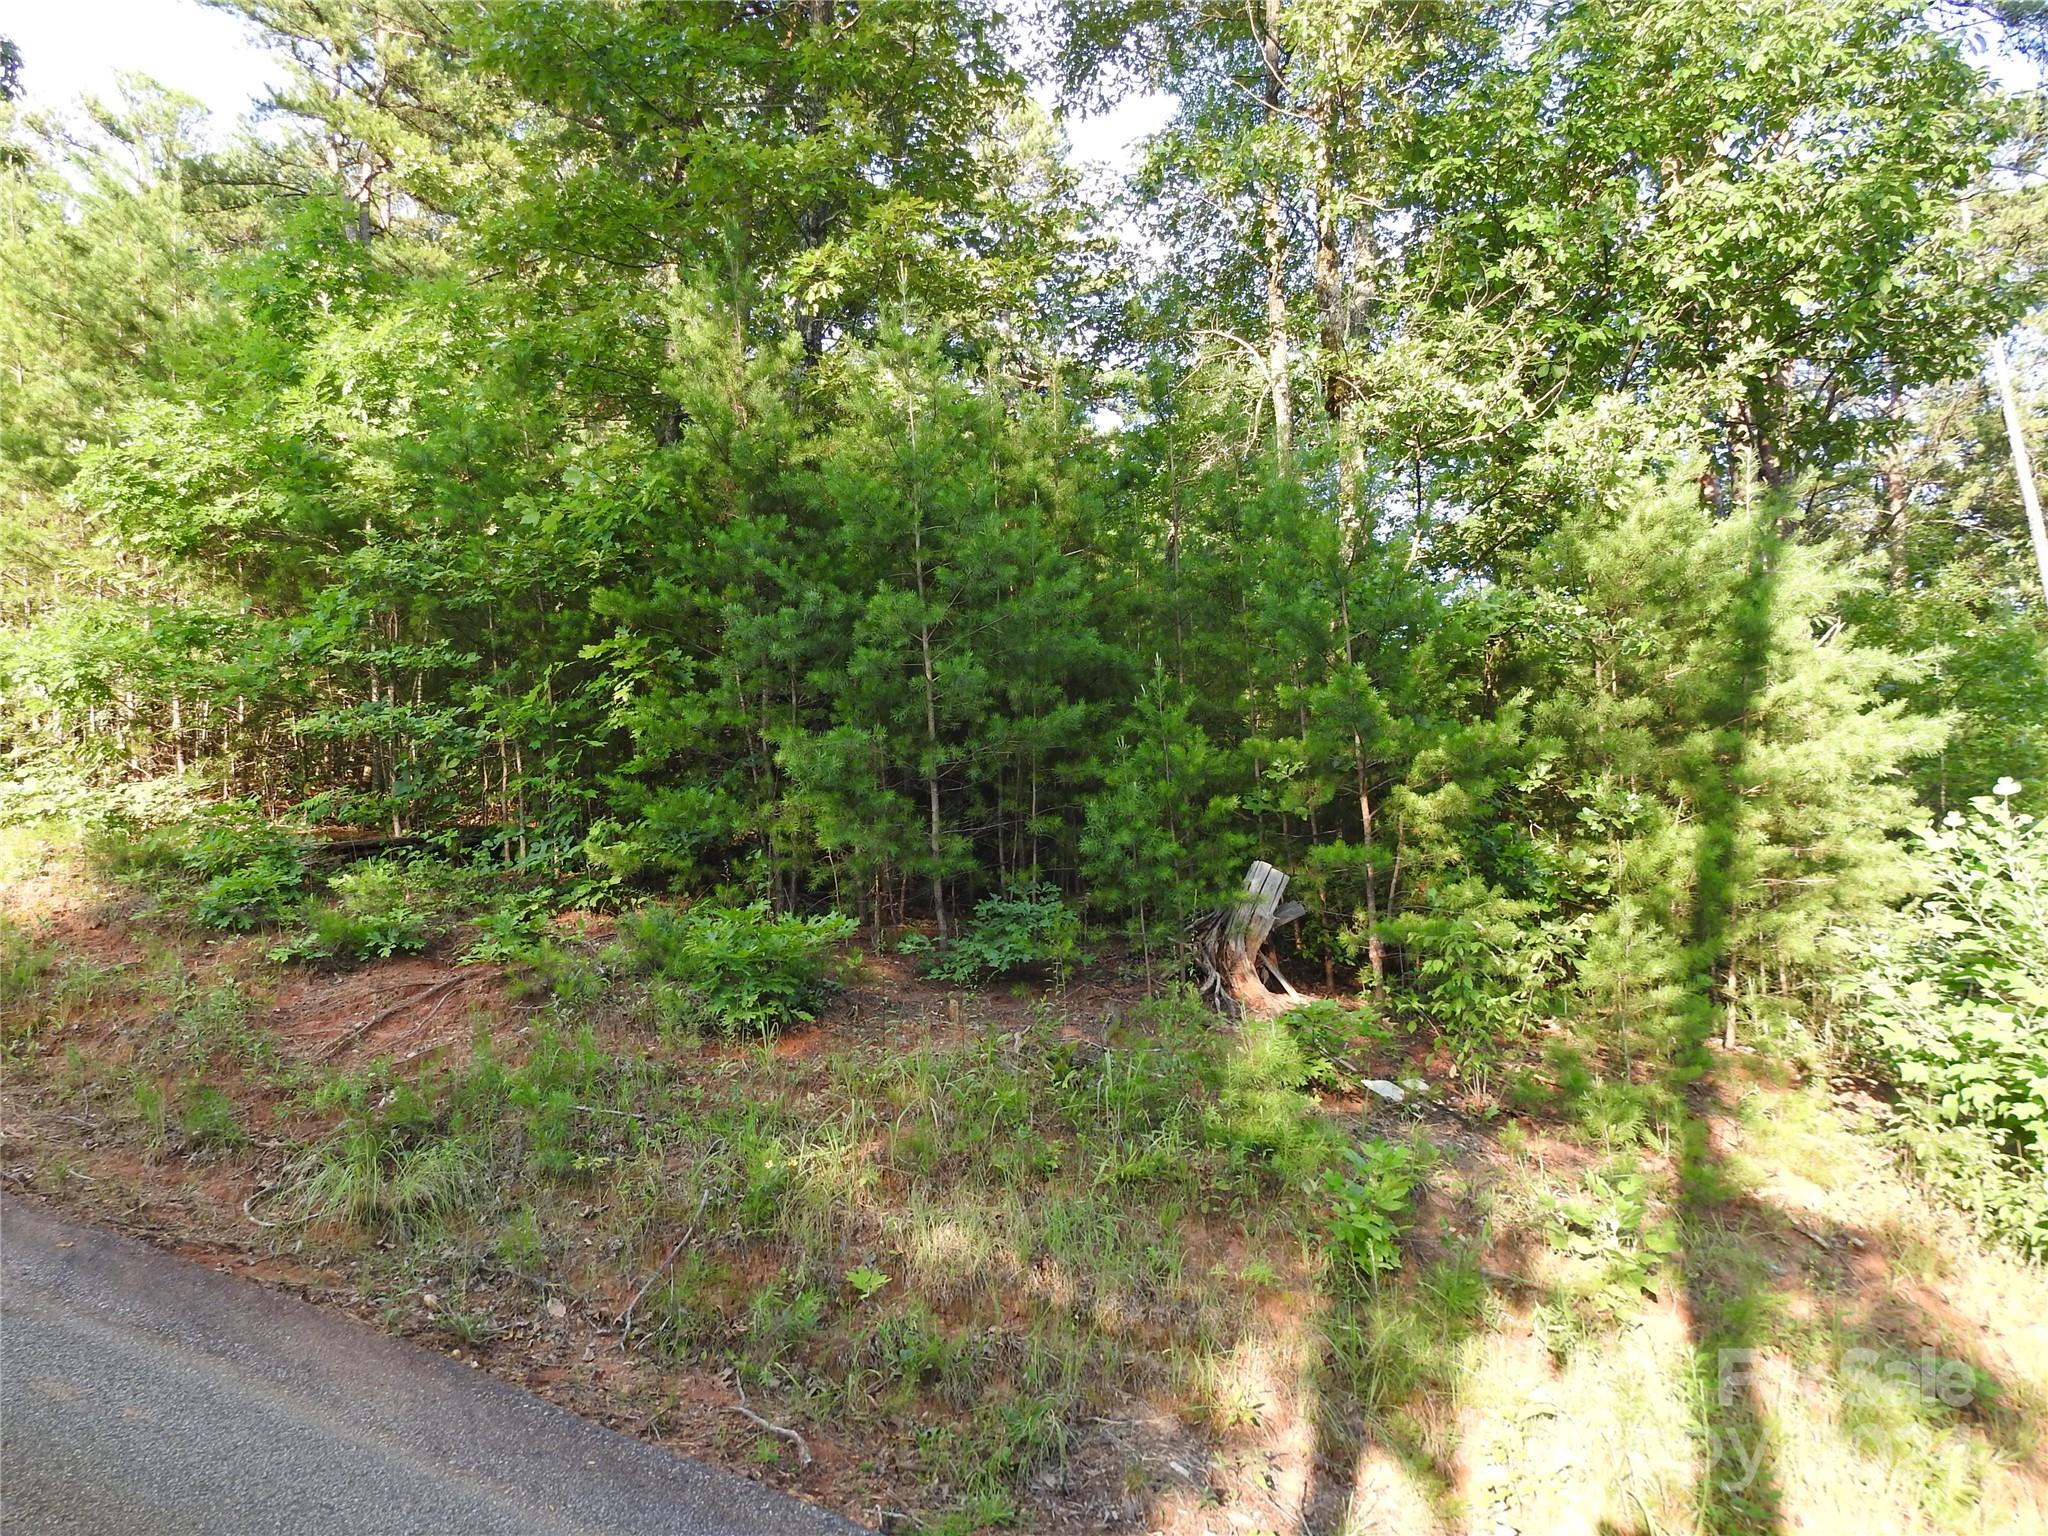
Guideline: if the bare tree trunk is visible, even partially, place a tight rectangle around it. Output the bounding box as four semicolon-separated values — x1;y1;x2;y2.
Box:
1991;334;2048;610
1304;69;1390;988
1352;745;1386;987
919;616;946;936
1311;92;1351;424
1885;378;1910;590
1743;366;1792;495
1258;0;1292;469
908;400;948;937
792;0;837;359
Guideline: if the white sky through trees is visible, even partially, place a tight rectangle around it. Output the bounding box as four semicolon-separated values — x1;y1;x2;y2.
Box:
8;0;281;139
5;0;1176;168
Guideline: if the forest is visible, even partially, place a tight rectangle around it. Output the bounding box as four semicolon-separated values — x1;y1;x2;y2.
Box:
4;3;2048;1534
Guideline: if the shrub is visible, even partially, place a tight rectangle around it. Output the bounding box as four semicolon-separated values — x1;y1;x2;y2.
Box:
91;802;308;931
924;882;1080;985
618;901;854;1037
1545;1167;1678;1308
458;890;557;965
1847;782;2048;1257
182;804;308;932
190;857;304;931
1278;999;1386;1089
1326;1139;1421;1276
1378;877;1579;1071
272;857;460;965
272;868;428;962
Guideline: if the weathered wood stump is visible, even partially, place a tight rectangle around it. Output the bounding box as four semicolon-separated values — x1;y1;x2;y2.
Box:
1192;859;1306;1018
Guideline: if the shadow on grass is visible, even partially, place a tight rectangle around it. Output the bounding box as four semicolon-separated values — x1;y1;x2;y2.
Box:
1269;509;1800;1536
1655;505;2038;1533
1676;1116;1788;1535
1286;1132;1564;1533
1673;506;1787;1536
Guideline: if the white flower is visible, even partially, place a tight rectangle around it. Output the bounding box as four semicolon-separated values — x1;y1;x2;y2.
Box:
1993;776;2022;798
1943;810;1965;828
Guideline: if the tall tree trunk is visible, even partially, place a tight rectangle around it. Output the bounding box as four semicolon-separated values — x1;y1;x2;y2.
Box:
1991;333;2048;609
908;401;948;937
1308;76;1388;987
1885;378;1910;590
792;0;837;359
1259;0;1292;469
1311;94;1350;424
918;623;945;936
1744;367;1791;494
1334;567;1387;988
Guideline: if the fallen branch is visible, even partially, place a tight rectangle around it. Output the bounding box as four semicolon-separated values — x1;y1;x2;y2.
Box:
1789;1221;1833;1252
733;1377;812;1467
318;976;464;1060
616;1188;711;1337
392;1039;455;1069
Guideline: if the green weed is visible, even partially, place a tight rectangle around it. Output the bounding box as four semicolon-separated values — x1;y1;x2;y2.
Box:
272;857;456;965
845;1264;892;1302
617;901;854;1037
129;1076;170;1149
921;882;1080;986
1546;1166;1679;1310
295;1125;480;1233
1278;997;1386;1089
437;1301;500;1347
1326;1138;1422;1276
176;1082;245;1151
167;980;276;1071
494;1203;545;1274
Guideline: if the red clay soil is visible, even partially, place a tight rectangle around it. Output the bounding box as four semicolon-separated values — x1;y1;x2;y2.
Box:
269;956;511;1069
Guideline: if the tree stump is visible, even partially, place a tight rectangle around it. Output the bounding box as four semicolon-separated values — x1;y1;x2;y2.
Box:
1192;860;1306;1018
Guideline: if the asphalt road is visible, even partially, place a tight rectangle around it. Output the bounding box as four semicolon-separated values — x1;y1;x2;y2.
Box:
0;1195;864;1535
